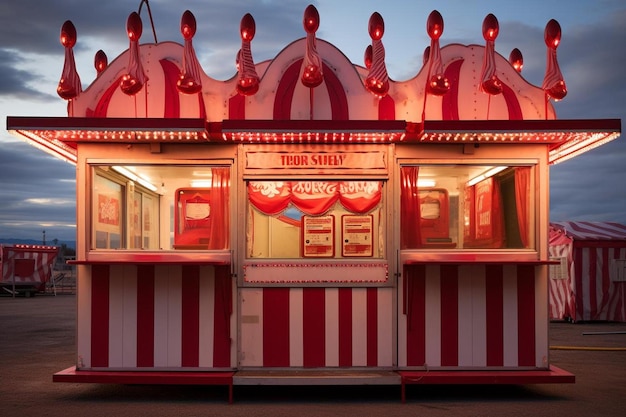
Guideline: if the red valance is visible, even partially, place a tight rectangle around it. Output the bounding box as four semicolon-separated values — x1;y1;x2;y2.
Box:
248;181;382;216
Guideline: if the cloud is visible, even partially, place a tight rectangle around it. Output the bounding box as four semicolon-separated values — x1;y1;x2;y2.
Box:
0;141;76;240
0;49;53;100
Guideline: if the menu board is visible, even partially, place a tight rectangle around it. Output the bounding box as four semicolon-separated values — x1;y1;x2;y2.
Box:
302;215;335;257
475;178;493;240
341;215;373;257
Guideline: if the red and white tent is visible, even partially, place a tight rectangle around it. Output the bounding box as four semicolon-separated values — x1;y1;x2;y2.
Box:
1;244;59;295
549;221;626;322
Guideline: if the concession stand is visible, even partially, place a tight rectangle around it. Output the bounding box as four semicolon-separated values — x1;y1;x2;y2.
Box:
6;4;621;402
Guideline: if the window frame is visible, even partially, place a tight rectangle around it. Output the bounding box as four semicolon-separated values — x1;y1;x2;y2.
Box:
397;158;540;263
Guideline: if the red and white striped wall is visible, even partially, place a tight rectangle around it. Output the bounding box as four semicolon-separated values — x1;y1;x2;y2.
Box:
548;239;575;320
77;264;234;370
239;287;394;368
571;245;626;322
399;264;549;369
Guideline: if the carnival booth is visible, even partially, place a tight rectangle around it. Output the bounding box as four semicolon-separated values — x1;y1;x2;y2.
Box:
1;244;59;297
549;221;626;322
6;4;622;402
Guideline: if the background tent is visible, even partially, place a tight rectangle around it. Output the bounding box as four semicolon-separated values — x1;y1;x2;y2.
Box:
549;221;626;322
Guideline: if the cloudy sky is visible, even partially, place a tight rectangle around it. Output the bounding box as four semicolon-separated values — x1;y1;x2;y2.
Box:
0;0;624;243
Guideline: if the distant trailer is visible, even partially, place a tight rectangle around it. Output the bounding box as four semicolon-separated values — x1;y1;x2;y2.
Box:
1;244;59;297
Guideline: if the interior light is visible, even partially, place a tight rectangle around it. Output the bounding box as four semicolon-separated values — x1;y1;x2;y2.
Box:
417;179;437;188
190;179;213;188
467;166;507;186
112;166;158;192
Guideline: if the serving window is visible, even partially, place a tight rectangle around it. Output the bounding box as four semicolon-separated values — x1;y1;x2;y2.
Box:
246;180;385;260
400;164;536;250
90;164;230;251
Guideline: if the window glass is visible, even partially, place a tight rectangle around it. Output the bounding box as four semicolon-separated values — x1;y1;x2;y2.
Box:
90;165;230;250
247;180;385;259
400;165;534;250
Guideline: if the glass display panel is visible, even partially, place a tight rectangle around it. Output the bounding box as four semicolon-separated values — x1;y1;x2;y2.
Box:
90;165;230;250
401;164;535;250
246;180;385;259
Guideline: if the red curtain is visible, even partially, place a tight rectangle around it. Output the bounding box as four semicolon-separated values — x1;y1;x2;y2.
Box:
400;166;422;249
208;167;230;249
492;178;504;248
466;177;504;248
515;167;530;248
248;181;382;216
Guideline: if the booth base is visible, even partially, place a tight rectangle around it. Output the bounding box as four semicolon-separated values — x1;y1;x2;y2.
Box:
233;370;401;386
53;365;574;403
399;365;575;403
53;367;235;403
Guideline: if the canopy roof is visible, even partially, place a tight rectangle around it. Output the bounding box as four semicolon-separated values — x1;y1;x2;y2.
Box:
5;5;621;165
551;221;626;241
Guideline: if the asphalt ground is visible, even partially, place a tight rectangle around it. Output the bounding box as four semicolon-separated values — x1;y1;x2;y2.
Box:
1;294;625;417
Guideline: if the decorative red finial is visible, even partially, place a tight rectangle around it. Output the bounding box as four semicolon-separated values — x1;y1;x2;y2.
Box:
425;10;449;95
60;20;77;48
544;19;561;49
542;19;567;100
237;13;260;95
368;11;384;40
241;13;256;41
177;10;203;94
509;48;523;73
482;13;499;42
126;11;143;42
303;4;320;33
423;46;430;65
426;10;443;40
364;45;373;69
94;50;108;76
301;4;323;88
120;12;148;95
364;12;389;97
479;13;502;95
57;20;82;100
181;9;196;40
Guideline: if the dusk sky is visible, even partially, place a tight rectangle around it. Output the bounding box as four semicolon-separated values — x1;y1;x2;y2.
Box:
0;0;624;243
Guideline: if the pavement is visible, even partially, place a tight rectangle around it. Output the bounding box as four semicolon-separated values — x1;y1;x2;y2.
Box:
1;293;625;417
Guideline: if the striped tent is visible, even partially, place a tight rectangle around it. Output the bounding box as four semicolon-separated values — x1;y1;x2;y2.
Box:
549;221;626;322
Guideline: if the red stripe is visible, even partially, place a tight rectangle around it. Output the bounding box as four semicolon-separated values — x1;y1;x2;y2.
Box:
501;82;523;120
303;288;326;367
273;60;350;121
588;248;598;319
91;265;110;367
366;288;378;366
377;95;395;120
600;248;611;319
517;265;536;366
442;59;463;120
322;62;349;120
136;265;154;367
273;60;300;119
228;94;246;120
485;265;504;366
406;265;426;367
573;247;584;321
440;265;458;366
87;76;122;117
181;266;200;367
263;288;290;367
160;59;181;118
213;266;232;367
338;288;352;366
197;88;207;119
